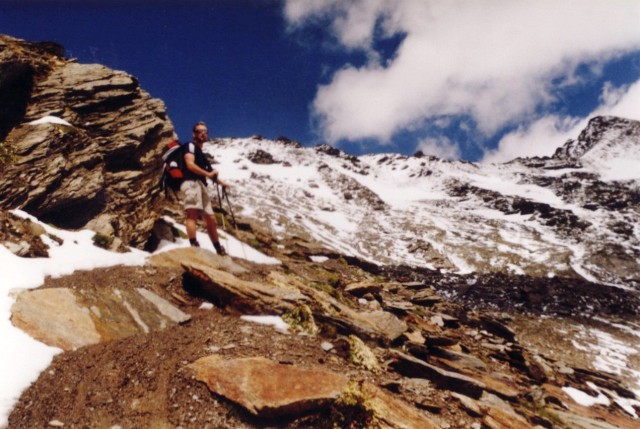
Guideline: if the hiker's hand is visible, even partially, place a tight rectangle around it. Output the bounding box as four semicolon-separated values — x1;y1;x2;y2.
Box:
206;169;219;180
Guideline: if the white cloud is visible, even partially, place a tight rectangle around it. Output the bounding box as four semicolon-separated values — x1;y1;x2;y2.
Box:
595;79;640;119
284;0;640;146
481;80;640;163
416;136;461;160
482;115;582;163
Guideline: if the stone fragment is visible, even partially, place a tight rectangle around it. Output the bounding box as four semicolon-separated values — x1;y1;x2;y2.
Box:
403;330;426;345
344;281;383;297
431;347;487;371
480;315;517;342
479;393;534;429
182;261;307;313
136;288;190;324
188;355;348;417
410;289;442;306
390;350;485;399
382;299;415;315
321;341;334;352
356;382;440;429
451;392;481;417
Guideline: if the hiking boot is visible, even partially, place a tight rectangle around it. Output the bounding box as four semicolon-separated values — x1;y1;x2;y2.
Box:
214;242;226;255
189;238;200;247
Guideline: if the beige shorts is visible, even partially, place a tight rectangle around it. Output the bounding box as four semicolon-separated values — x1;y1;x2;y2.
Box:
180;180;214;215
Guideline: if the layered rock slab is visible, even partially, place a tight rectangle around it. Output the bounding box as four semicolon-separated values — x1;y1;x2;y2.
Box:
11;286;189;350
188;355;349;417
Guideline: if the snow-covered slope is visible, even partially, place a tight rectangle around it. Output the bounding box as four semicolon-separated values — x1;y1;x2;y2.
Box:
204;116;640;289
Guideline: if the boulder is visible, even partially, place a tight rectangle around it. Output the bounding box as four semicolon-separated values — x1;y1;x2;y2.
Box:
187;355;349;417
181;260;307;313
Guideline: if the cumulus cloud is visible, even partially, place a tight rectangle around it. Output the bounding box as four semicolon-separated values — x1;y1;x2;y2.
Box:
481;115;582;163
416;136;461;160
482;80;640;163
284;0;640;151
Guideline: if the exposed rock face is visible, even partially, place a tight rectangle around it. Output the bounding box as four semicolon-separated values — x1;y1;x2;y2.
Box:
0;34;173;249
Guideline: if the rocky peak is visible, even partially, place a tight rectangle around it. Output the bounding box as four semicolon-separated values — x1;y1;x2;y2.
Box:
0;34;173;249
553;116;640;160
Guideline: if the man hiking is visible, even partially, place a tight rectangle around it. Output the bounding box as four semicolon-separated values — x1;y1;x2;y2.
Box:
181;121;229;255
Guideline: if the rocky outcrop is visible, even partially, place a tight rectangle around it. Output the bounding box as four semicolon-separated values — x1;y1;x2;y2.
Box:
0;34;173;249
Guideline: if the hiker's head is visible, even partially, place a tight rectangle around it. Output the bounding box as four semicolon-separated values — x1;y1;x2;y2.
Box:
192;121;208;144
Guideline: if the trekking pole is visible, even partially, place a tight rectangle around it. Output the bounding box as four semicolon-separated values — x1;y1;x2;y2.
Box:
214;182;229;251
223;187;247;259
215;181;224;212
223;187;238;228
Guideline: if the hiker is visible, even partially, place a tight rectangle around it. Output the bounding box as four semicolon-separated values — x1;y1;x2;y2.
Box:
181;121;229;255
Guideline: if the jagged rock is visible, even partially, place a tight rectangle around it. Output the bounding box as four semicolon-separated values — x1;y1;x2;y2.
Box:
316;308;407;345
0;210;50;257
430;347;487;371
188;355;349;417
480;315;517;342
410;288;442;306
267;271;408;344
382;299;415;315
390;350;486;399
0;34;173;250
451;392;481;417
344;280;384;297
181;260;307;313
248;149;278;164
479;392;534;429
10;286;189;350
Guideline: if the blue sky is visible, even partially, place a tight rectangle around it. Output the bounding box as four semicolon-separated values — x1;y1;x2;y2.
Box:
1;0;639;162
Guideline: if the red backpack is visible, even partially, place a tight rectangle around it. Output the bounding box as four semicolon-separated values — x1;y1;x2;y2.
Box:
160;140;186;194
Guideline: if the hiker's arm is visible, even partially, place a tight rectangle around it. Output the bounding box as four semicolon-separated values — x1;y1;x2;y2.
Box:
184;153;218;179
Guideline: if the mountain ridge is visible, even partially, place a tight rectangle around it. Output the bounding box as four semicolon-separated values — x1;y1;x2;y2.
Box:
196;117;639;289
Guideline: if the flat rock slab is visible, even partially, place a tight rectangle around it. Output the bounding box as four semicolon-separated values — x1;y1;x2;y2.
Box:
149;247;248;275
358;381;441;429
11;288;101;350
390;350;486;399
182;261;307;313
11;286;190;350
188;355;349;418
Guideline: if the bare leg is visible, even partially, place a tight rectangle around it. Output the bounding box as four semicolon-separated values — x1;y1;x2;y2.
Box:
186;209;200;240
202;213;220;243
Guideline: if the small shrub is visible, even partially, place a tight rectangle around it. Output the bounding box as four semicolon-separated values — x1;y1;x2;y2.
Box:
92;232;113;249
